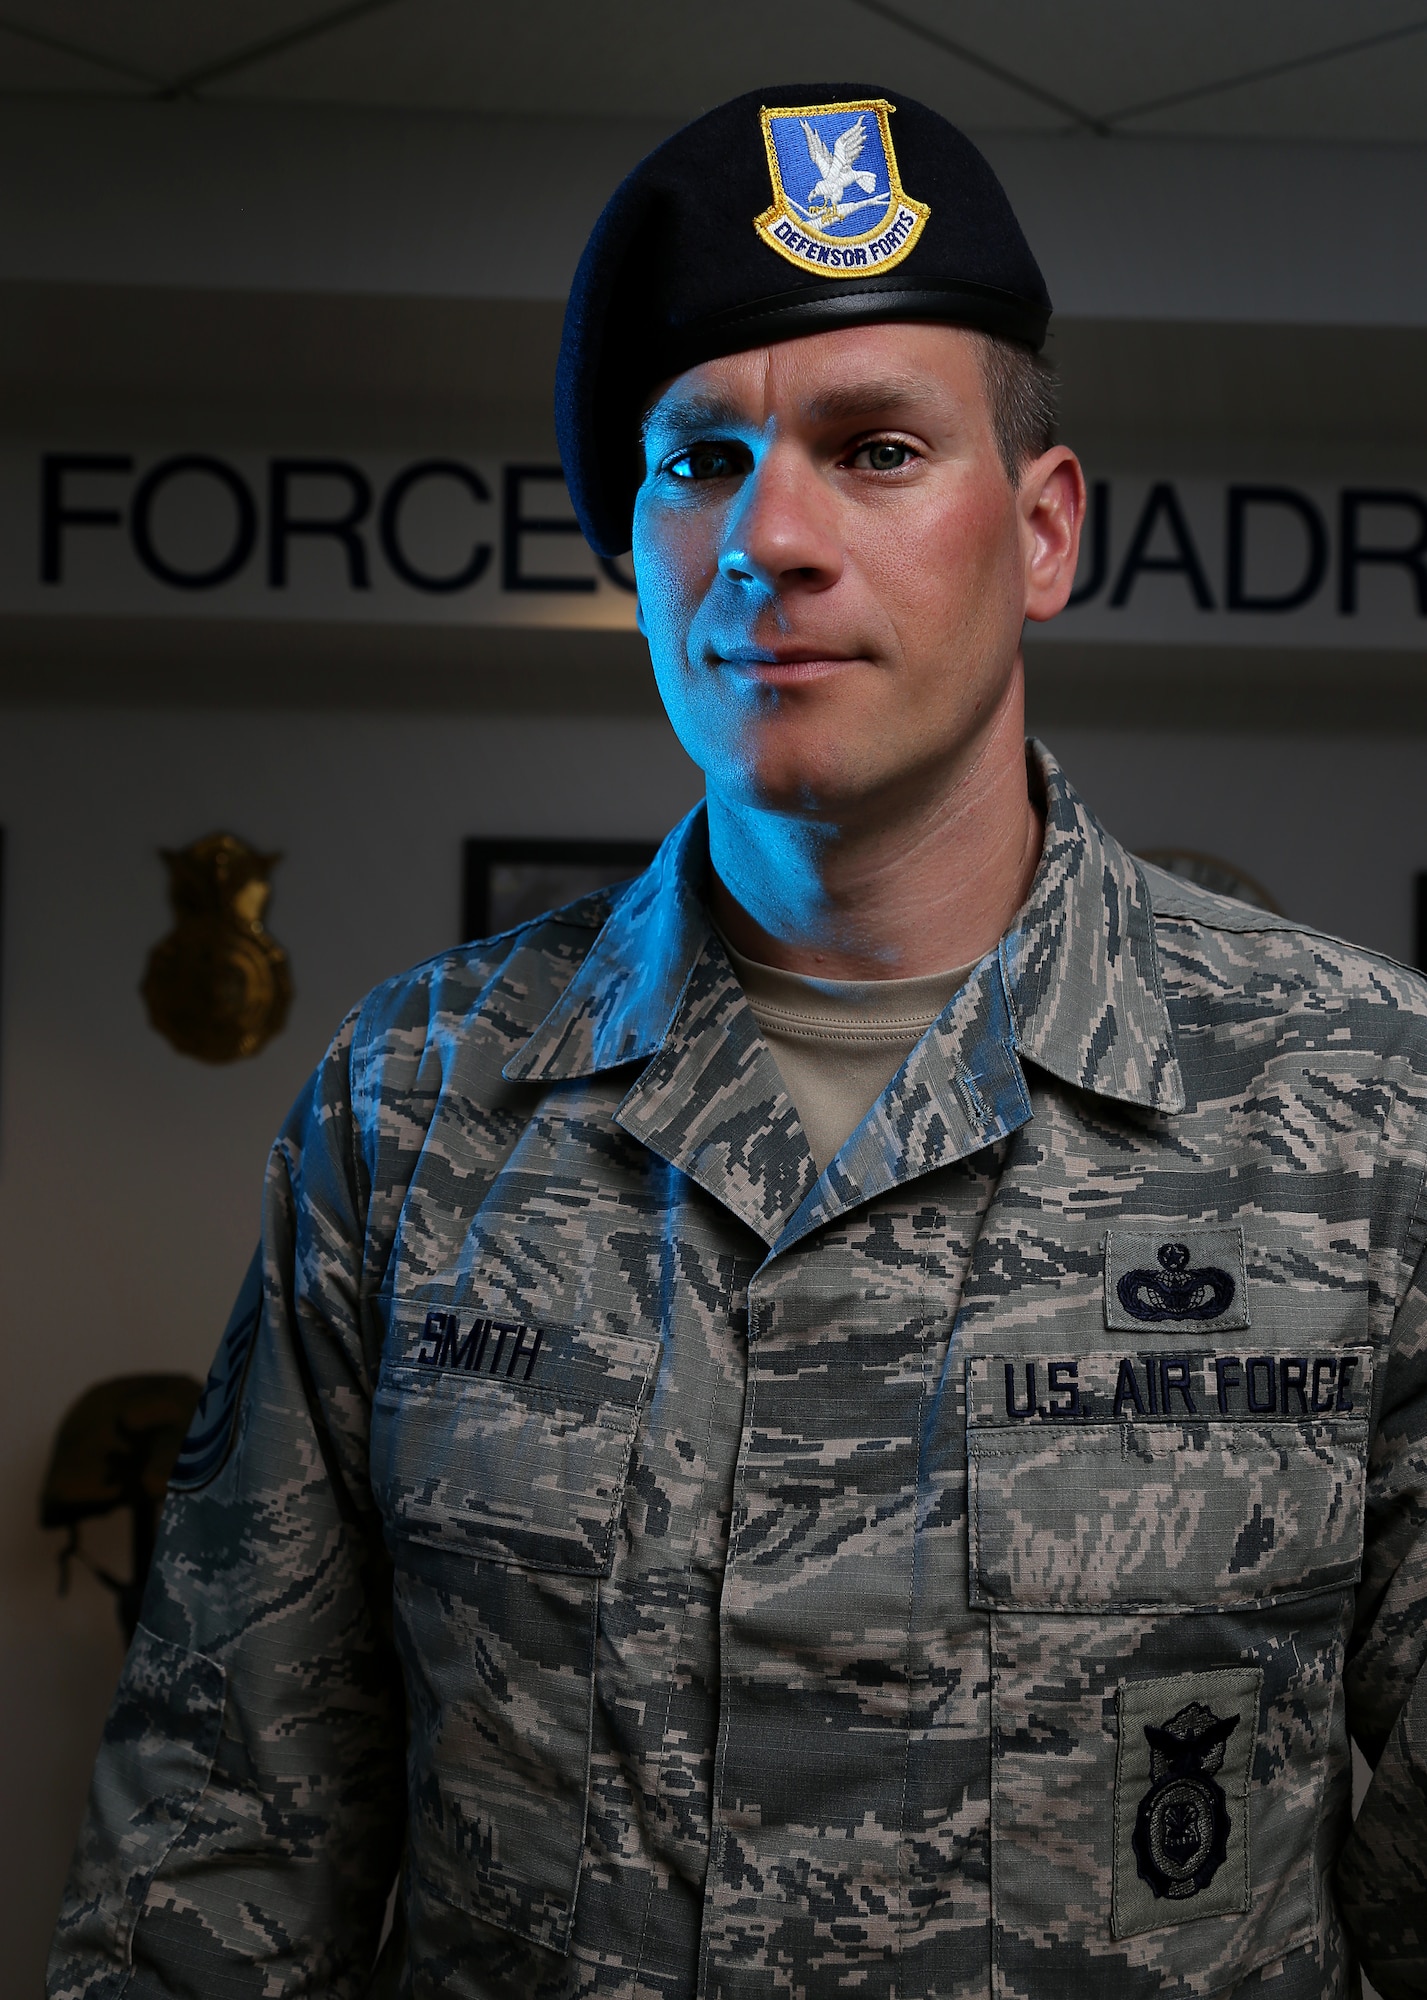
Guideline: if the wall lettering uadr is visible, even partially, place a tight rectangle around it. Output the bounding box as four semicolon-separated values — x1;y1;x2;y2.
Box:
1065;479;1427;643
5;452;1427;647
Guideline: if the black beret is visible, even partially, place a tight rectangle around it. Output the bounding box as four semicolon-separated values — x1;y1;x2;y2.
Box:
556;83;1052;557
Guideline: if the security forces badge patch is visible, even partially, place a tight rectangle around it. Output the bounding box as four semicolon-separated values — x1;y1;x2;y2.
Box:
1113;1668;1261;1938
754;98;930;275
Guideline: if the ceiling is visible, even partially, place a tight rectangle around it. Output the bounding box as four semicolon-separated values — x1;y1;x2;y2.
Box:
3;0;1427;142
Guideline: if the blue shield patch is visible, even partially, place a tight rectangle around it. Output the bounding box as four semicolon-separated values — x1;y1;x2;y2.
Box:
754;98;929;276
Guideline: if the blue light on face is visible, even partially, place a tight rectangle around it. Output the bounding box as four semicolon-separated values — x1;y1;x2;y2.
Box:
768;112;893;237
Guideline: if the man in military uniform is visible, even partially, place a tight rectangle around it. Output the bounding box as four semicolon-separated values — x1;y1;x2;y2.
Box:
51;85;1427;2000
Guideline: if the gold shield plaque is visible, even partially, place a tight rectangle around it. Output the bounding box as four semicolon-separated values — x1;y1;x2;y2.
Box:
142;832;293;1063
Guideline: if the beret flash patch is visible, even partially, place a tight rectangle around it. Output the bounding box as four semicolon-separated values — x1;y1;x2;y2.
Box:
754;99;929;276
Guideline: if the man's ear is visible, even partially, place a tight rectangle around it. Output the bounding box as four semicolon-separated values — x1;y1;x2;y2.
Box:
1022;448;1087;625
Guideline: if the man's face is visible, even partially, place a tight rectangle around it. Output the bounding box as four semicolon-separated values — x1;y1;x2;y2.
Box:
632;322;1083;828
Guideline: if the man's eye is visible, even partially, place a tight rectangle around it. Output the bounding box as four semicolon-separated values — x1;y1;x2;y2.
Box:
667;445;741;481
852;440;916;471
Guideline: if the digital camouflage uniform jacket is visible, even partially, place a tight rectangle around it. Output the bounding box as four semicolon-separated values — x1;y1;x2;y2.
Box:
51;746;1427;2000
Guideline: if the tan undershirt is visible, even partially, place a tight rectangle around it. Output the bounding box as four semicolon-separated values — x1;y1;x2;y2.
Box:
721;936;977;1176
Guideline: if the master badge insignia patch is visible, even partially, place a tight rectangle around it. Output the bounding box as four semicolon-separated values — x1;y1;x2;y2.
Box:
754;99;929;276
1105;1225;1250;1332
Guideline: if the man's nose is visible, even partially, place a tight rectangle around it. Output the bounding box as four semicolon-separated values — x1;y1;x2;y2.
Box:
717;448;843;594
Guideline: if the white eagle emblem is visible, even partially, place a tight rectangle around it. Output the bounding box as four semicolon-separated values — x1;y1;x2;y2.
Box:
801;114;879;220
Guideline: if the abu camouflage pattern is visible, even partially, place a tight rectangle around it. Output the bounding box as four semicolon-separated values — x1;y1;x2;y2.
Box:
49;745;1427;2000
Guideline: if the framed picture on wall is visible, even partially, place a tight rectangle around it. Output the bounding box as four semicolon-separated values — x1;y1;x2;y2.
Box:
462;837;659;943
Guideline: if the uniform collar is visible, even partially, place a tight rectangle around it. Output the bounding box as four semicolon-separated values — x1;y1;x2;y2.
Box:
507;743;1182;1111
502;805;712;1083
1007;740;1186;1115
505;743;1182;1248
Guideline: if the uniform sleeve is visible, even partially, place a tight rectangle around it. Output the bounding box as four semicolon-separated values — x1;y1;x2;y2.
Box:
47;1010;406;1999
1338;1233;1427;1999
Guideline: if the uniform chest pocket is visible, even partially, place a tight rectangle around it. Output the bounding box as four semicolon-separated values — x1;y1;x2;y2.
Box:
371;1307;660;1954
372;1307;659;1573
966;1344;1373;1612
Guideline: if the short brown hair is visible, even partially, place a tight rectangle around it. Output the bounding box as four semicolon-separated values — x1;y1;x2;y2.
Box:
972;333;1059;484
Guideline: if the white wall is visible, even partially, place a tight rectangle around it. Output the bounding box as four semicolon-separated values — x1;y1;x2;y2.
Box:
1047;725;1427;953
2;698;1424;1981
3;99;1427;327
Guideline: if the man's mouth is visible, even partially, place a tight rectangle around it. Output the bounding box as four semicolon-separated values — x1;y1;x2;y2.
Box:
715;647;865;685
